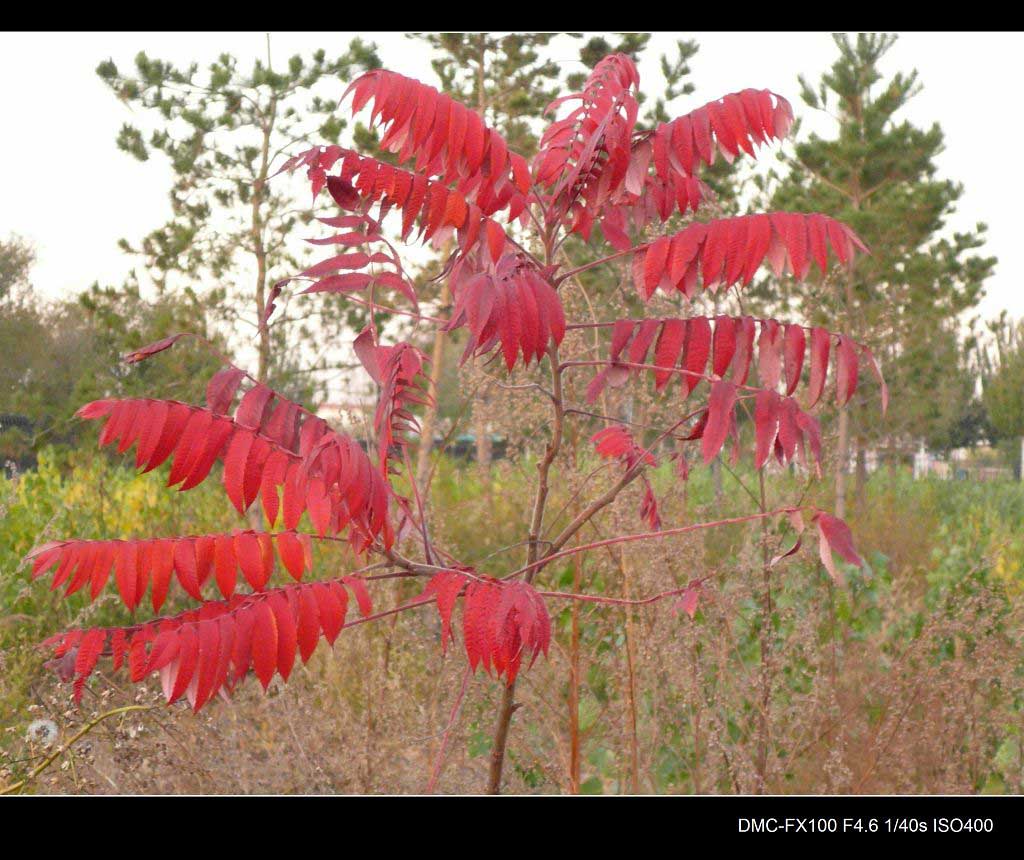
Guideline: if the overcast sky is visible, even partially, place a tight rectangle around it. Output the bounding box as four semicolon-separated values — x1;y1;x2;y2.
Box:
2;31;1021;324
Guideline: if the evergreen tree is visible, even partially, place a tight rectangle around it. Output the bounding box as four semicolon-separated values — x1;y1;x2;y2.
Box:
96;38;380;392
767;33;995;511
0;234;35;303
981;313;1024;473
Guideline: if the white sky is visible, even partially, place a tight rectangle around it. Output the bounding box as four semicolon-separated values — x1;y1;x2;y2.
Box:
2;31;1022;326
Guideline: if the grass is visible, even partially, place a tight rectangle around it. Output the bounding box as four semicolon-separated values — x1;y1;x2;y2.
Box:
1;446;1023;793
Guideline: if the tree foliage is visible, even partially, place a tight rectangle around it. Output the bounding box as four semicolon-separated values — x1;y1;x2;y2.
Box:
766;34;994;457
29;47;883;796
96;39;381;387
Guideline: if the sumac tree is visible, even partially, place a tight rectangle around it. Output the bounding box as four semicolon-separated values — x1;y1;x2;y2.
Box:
27;52;886;794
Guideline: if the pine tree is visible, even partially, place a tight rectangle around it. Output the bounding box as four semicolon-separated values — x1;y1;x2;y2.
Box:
0;234;35;303
96;38;380;392
767;33;995;512
981;313;1024;474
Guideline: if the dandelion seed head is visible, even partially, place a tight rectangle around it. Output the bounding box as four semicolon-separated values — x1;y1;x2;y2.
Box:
26;718;58;747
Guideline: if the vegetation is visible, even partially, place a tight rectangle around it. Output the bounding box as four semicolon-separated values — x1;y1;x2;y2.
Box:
0;33;1020;798
765;33;996;510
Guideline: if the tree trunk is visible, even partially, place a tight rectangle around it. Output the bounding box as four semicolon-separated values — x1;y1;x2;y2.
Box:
474;402;492;473
568;552;582;794
854;434;868;508
835;406;850;519
711;456;724;505
252;94;276;385
415;279;450;492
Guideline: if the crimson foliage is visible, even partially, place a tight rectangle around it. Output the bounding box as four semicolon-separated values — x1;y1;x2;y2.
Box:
29;54;882;731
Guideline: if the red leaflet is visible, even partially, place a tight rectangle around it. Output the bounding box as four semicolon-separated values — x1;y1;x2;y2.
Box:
676;586;701;621
26;531;316;610
72;629;104;704
652;319;685;390
758;319;783;391
630;213;866;301
783;324;806;396
702;379;737;464
424;570;470;652
639;478;662;531
123;333;188;365
712;315;737;377
754;389;781;469
206;367;246;415
462;577;550;684
815;512;864;585
341;576;373;618
732;316;757;385
835;335;859;406
447;254;565;372
75;397;391;551
591;425;656;470
342;69;530;220
807;327;832;408
683;317;712;397
43;575;378;711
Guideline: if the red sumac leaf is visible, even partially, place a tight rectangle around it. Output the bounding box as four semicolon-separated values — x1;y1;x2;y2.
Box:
702;379;736;464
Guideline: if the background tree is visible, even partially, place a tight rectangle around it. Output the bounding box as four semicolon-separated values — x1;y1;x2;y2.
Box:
96;38;380;394
765;33;995;513
0;234;35;303
981;313;1024;475
404;34;568;482
1;273;221;468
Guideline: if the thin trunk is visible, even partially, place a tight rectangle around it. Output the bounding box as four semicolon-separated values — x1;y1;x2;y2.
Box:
415;279;450;491
474;407;493;472
487;684;518;793
835;197;860;519
690;638;704;794
252;93;276;384
245;94;276;533
568;551;582;793
854;436;868;508
621;549;641;794
488;344;564;793
711;456;724;505
754;470;773;792
835;408;849;519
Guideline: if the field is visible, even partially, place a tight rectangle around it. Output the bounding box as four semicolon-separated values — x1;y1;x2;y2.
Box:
2;447;1022;794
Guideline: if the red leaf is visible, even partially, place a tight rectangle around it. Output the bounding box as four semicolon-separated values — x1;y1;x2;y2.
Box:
835;335;859;406
816;512;863;584
251;602;279;690
343;576;373;618
124;333;187;365
807;327;832;408
424;570;469;653
712;315;737;378
682;317;711;397
702;379;736;464
783;324;806;397
754;389;781;469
